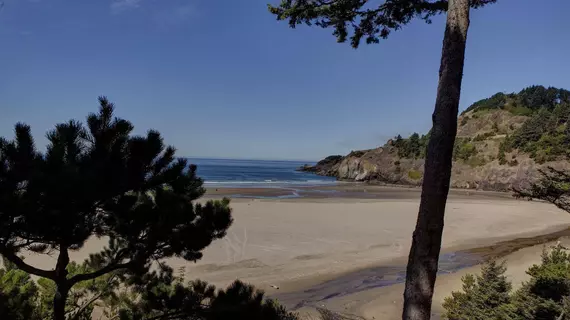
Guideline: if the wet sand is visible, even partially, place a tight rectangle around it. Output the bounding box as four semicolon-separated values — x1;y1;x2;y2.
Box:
204;183;514;200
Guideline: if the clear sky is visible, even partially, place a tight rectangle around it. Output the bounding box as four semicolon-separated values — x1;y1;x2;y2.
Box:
1;0;569;161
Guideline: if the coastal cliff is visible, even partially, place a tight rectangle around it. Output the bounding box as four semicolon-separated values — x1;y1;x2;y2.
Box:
300;85;570;191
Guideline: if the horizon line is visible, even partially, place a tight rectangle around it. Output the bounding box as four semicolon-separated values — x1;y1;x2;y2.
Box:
181;156;321;162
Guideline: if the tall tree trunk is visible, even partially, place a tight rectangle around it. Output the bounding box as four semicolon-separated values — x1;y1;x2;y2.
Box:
54;283;70;320
402;1;470;320
54;246;70;320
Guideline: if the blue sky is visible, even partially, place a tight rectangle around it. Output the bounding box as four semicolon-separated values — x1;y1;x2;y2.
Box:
1;0;569;161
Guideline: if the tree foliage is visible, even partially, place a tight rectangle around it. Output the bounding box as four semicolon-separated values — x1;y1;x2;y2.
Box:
0;97;233;319
268;0;496;48
515;167;570;213
462;85;570;116
503;103;570;163
0;257;42;320
443;244;570;320
443;260;512;320
0;97;299;320
394;133;429;159
463;92;507;114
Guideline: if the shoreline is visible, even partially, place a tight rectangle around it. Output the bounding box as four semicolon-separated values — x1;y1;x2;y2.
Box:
18;187;568;320
204;183;515;201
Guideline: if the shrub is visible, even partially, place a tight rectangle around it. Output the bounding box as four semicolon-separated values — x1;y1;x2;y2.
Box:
442;260;512;320
408;170;422;180
454;140;478;161
443;244;570;320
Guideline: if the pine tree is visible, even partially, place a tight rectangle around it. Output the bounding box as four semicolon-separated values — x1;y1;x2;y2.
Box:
267;1;497;318
0;97;233;320
511;244;570;320
442;260;513;320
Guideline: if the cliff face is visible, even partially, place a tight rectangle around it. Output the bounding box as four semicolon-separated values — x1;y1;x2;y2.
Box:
300;86;570;191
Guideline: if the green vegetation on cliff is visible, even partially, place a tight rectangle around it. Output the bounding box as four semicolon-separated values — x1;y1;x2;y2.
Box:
462;85;570;115
393;85;570;165
501;102;570;163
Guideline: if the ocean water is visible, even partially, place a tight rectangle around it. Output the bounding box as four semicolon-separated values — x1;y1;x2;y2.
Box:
188;158;337;188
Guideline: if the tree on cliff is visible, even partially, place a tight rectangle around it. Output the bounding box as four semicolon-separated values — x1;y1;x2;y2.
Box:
267;1;496;319
515;167;570;213
0;97;233;320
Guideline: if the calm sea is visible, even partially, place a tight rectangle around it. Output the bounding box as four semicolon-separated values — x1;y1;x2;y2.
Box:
187;158;337;188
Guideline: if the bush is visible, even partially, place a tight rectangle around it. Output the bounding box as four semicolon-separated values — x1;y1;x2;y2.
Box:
442;260;512;320
443;244;570;320
454;140;478;161
408;170;422;180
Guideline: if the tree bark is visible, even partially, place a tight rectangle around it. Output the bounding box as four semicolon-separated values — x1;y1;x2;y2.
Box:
54;246;71;320
54;283;70;320
402;1;470;320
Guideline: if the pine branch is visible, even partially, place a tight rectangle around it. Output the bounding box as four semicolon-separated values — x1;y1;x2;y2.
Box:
69;274;118;320
0;246;55;279
68;261;132;285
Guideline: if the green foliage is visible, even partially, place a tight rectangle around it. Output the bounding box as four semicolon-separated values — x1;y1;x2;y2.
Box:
518;86;570;111
268;0;496;49
407;170;422;180
462;86;570;116
443;260;512;320
463;92;507;114
0;97;233;319
443;245;570;320
515;167;570;213
510;245;570;319
453;139;478;161
504;105;570;162
509;105;534;116
0;259;42;320
461;116;469;126
394;132;429;159
0;262;298;320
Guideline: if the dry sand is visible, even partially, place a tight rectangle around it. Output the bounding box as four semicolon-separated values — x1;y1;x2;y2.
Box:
18;193;570;319
180;198;568;290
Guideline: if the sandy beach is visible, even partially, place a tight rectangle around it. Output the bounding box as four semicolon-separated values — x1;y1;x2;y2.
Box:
19;187;570;319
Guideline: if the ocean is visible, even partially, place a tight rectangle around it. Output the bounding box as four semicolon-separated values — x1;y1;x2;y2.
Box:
188;158;337;188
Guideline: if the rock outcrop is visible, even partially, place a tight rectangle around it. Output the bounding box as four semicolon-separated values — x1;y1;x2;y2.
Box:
299;86;570;191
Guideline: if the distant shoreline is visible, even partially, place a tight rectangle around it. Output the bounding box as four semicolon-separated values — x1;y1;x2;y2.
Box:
204;183;515;200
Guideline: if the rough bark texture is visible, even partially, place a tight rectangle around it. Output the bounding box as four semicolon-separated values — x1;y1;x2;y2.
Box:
53;247;70;320
402;1;470;320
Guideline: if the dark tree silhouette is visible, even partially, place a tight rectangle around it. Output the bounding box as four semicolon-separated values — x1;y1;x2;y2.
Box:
515;167;570;213
268;1;496;319
112;268;298;320
0;97;233;320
